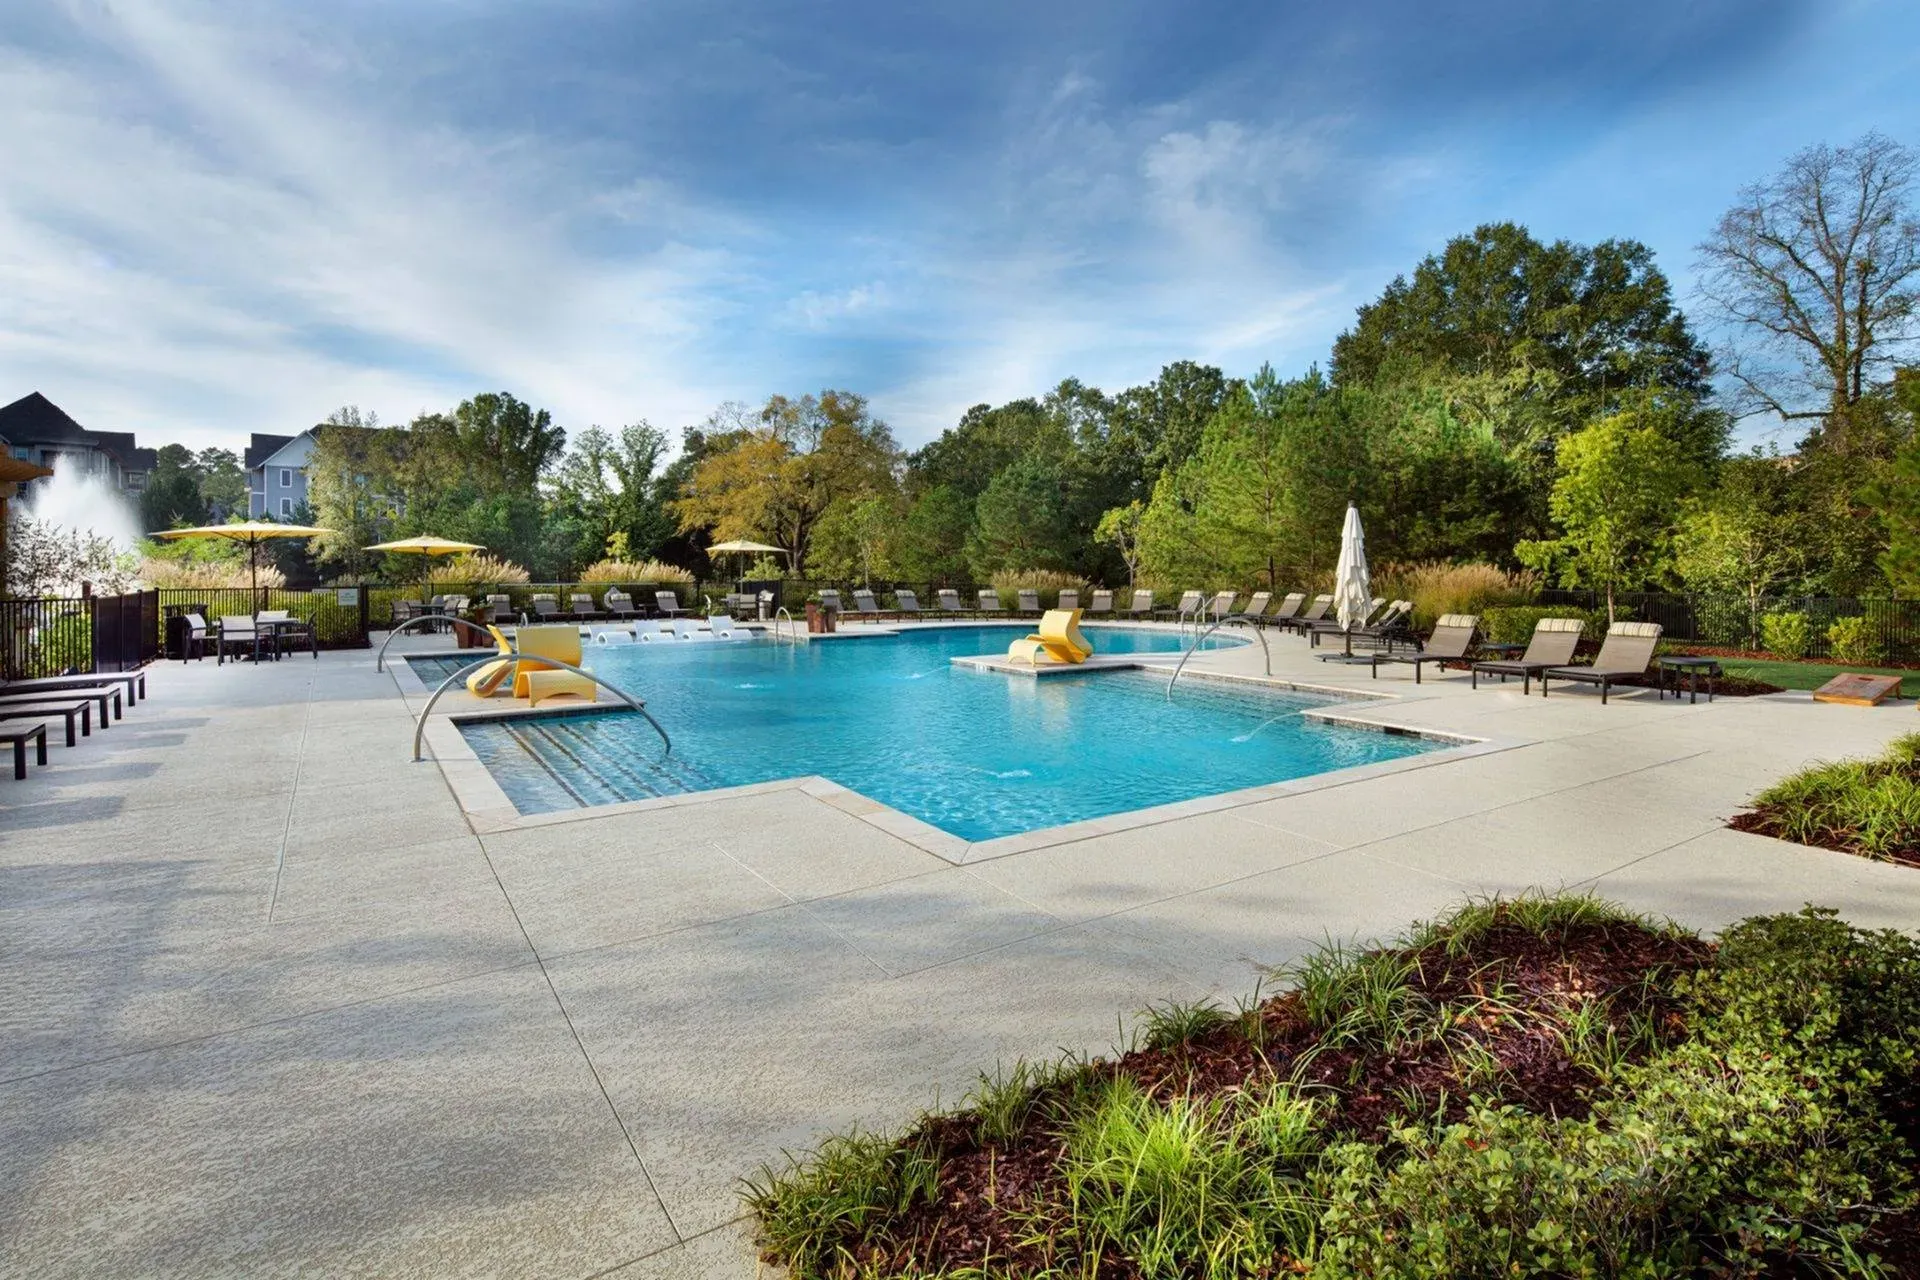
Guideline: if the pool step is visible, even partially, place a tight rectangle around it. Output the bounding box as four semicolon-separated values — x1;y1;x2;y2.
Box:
502;713;710;807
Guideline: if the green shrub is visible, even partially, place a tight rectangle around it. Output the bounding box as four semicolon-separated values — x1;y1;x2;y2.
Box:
1826;614;1884;665
1759;610;1812;659
1481;605;1612;645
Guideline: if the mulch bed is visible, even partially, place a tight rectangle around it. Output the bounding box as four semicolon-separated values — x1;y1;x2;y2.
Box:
847;917;1715;1277
1671;644;1920;672
1728;809;1920;868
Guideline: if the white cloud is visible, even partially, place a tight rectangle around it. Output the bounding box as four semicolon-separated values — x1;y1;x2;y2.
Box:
0;1;742;448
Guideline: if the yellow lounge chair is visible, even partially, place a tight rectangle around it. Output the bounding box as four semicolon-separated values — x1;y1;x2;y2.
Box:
465;625;517;696
1007;609;1094;665
513;624;598;707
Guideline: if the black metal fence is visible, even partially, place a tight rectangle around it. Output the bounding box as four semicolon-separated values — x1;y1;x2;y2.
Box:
154;587;374;649
1;590;161;680
1538;589;1920;663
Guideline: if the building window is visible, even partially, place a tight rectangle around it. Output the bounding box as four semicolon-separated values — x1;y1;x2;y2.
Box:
280;468;292;488
280;496;292;516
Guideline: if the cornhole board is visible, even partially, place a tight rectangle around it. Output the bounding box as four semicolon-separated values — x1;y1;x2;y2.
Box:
1811;673;1902;706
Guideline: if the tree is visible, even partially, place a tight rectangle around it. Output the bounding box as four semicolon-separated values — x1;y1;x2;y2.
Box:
893;485;973;582
195;448;246;519
806;493;898;583
306;411;403;578
1094;501;1146;586
1333;222;1711;409
672;391;898;567
1517;410;1703;621
546;423;671;572
967;455;1077;575
1698;133;1920;448
1674;452;1808;644
6;516;138;597
1108;361;1236;474
139;444;206;531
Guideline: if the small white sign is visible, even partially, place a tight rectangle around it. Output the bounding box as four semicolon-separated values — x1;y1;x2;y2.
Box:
336;588;359;606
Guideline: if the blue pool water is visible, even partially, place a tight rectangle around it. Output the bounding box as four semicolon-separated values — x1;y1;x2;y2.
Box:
444;625;1441;841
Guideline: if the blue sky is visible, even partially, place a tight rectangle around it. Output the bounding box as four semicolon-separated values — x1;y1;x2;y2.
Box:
1;0;1916;452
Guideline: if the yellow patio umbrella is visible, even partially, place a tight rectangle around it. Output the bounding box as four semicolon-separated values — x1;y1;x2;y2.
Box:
707;538;790;585
363;536;486;603
153;519;333;610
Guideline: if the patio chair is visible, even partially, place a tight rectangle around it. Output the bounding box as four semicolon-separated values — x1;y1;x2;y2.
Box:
569;592;598;620
1317;600;1414;655
708;614;745;640
1124;589;1155;619
1208;590;1239;622
1470;618;1585;695
1086;589;1114;616
1016;588;1042;615
1261;593;1305;628
1160;589;1203;623
634;620;670;642
655;591;686;618
1008;609;1094;665
1057;588;1080;612
391;598;418;625
851;588;888;620
604;590;636;618
1308;596;1387;644
977;588;1007;615
484;593;513;620
513;624;597;707
1541;622;1664;704
935;588;970;616
670;618;705;640
1372;614;1480;683
183;612;209;660
816;588;844;615
1239;591;1272;622
1275;595;1333;634
590;627;636;646
894;588;924;618
530;593;560;619
258;609;318;660
216;616;261;665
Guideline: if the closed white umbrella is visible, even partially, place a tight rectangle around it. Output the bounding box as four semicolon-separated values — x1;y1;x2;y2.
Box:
1333;503;1371;632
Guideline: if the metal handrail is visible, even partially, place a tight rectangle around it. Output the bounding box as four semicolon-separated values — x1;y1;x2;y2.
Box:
772;606;798;643
411;651;671;761
376;613;498;672
1165;614;1271;701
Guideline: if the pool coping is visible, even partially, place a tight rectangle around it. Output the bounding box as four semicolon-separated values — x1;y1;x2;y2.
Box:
392;643;1524;866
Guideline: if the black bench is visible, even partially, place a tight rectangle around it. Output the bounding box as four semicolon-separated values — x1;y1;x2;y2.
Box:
0;700;92;747
1;722;48;779
0;669;146;708
0;686;119;726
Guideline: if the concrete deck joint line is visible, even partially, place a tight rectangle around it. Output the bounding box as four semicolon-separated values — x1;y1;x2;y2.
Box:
265;668;321;924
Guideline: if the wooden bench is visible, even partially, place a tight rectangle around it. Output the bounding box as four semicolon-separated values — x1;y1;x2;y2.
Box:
1;722;48;779
0;700;92;747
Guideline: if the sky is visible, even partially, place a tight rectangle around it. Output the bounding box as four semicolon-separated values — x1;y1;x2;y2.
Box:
1;0;1917;454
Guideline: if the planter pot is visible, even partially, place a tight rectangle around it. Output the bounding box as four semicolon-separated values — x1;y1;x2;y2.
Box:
806;602;825;634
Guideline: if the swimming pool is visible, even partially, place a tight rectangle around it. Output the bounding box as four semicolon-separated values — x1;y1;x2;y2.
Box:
447;625;1442;842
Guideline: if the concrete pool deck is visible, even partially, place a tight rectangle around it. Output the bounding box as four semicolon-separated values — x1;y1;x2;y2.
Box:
7;624;1920;1277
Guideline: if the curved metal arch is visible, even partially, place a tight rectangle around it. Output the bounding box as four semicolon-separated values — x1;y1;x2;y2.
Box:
1165;614;1271;701
411;653;671;762
376;613;500;672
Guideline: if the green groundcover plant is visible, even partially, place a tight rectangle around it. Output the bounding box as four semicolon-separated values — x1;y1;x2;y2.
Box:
1739;731;1920;865
746;897;1920;1279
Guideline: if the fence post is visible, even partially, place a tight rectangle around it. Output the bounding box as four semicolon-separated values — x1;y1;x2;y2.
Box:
358;585;370;646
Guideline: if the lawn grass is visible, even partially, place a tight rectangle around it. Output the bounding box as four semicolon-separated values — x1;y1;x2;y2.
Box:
1710;655;1920;698
746;896;1920;1278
